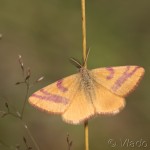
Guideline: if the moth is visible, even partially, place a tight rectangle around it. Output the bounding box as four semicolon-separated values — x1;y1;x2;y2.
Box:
29;52;145;124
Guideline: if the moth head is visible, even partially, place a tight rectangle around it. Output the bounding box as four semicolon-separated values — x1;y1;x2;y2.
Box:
69;48;90;69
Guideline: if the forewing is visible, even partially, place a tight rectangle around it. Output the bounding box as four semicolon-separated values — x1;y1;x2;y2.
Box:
91;66;145;97
29;74;80;114
62;85;95;124
93;84;125;114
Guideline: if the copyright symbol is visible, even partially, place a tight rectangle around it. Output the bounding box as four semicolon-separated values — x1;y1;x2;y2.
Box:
108;139;116;147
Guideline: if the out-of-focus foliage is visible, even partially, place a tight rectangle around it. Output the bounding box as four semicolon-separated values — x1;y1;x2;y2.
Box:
0;0;149;150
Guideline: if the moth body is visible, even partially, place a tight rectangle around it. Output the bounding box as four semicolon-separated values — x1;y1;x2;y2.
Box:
79;67;96;103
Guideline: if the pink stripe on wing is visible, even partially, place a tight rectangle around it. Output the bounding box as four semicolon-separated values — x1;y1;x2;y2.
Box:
31;89;68;105
56;79;68;92
112;66;140;91
106;67;114;80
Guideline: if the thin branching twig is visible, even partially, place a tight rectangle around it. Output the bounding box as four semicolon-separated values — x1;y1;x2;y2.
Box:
66;134;72;150
0;55;44;150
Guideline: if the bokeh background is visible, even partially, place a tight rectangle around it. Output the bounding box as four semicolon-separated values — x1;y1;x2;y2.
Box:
0;0;149;150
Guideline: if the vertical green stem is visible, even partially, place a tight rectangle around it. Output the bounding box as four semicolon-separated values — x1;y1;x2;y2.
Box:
81;0;89;150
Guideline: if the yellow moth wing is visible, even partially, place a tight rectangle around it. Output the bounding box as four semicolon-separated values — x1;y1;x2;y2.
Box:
91;66;145;97
29;73;79;114
62;86;95;124
93;84;125;114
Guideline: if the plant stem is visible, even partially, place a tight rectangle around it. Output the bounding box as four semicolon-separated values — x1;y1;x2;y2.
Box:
5;111;40;150
17;80;40;149
0;57;40;150
84;121;89;150
81;0;87;66
23;122;40;150
20;80;40;150
20;81;29;120
81;0;89;150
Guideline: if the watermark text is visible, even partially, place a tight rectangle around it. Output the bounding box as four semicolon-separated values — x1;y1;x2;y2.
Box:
108;138;148;148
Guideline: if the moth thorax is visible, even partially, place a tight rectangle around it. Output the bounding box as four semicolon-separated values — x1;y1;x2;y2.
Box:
80;67;93;91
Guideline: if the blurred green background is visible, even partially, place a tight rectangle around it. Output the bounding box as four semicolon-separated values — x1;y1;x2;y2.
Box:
0;0;149;150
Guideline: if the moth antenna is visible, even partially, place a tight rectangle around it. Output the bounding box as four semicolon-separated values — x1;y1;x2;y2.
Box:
83;48;90;67
69;57;82;69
